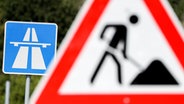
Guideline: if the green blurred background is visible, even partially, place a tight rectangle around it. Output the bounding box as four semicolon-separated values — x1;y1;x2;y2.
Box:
0;0;183;103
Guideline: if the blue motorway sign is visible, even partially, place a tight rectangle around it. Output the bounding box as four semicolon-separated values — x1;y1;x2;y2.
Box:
3;21;57;75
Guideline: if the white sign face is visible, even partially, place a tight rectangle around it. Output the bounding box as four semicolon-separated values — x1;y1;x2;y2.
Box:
59;0;184;94
30;0;184;104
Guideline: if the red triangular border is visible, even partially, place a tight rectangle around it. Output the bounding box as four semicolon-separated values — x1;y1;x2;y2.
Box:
35;0;184;104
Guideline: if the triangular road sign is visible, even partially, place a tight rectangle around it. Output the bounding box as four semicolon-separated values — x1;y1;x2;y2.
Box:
30;0;184;103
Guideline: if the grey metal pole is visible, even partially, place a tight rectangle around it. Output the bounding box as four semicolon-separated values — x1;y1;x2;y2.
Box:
24;75;31;104
5;80;10;104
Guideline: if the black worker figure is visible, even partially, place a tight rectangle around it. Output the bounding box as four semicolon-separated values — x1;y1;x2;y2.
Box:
90;15;139;84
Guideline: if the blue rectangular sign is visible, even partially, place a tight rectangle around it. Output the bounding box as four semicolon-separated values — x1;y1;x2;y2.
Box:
3;21;57;75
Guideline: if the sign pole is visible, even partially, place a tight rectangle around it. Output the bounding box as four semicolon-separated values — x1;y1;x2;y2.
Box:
24;75;31;104
5;80;10;104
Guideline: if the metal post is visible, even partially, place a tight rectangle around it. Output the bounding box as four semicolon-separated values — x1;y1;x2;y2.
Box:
5;81;10;104
24;75;31;104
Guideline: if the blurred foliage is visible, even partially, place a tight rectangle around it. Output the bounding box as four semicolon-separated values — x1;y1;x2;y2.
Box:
0;0;183;104
169;0;184;22
0;0;84;104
